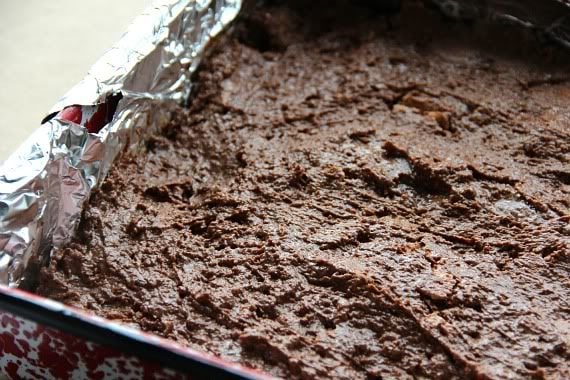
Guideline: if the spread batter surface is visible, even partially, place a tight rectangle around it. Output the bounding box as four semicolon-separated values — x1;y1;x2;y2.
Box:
38;1;570;378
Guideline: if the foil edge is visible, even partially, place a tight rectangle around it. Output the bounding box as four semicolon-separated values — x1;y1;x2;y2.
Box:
0;0;241;287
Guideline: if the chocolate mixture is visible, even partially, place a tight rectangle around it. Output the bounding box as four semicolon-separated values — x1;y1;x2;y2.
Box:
38;1;570;378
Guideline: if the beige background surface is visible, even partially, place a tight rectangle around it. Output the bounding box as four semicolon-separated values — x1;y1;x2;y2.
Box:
0;0;150;161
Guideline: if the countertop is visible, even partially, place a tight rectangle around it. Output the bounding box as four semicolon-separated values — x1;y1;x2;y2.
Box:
0;0;149;161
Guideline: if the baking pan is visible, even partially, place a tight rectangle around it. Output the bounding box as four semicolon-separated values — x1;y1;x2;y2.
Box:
0;0;569;378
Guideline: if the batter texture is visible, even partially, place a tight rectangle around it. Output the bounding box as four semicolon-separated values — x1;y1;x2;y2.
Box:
38;1;570;378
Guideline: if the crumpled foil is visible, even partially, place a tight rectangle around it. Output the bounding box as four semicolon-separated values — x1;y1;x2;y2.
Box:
0;0;569;287
0;0;241;287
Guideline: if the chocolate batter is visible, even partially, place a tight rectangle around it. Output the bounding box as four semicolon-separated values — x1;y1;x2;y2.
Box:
38;1;570;378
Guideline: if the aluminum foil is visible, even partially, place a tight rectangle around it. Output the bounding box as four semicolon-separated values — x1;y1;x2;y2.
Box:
0;0;241;287
0;0;569;287
429;0;570;48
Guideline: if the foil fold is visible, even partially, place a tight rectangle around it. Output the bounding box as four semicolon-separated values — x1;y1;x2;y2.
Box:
0;0;569;287
0;0;241;287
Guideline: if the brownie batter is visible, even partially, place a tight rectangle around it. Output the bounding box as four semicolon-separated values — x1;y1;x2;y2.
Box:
38;1;570;378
